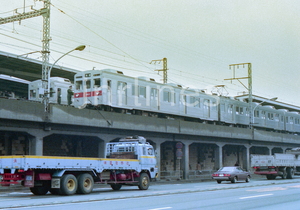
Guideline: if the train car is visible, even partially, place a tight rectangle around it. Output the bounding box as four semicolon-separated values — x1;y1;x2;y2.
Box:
73;69;219;121
28;77;73;105
285;111;300;133
253;105;285;131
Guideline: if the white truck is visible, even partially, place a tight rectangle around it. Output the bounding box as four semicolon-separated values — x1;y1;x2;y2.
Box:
251;148;300;180
0;136;158;195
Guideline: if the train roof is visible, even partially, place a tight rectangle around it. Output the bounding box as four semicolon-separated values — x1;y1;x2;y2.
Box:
0;50;79;82
235;94;300;113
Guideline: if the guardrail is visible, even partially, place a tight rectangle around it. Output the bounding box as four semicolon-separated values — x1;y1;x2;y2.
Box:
160;170;183;180
188;170;215;180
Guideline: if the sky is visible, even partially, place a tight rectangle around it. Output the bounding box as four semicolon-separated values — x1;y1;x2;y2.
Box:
1;0;300;106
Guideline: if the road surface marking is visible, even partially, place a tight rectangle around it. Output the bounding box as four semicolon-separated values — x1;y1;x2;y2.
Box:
149;208;172;210
240;194;273;199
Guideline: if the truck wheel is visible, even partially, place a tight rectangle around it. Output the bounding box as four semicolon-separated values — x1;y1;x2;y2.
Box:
77;173;94;194
281;170;287;179
217;180;222;184
60;174;78;195
231;176;237;183
287;168;294;179
110;184;122;190
138;173;150;190
30;186;49;195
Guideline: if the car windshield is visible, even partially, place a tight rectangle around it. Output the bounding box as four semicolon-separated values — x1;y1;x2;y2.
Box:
218;167;236;172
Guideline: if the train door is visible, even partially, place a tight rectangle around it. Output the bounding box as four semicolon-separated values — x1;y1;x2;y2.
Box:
228;104;233;122
150;88;159;111
203;99;210;118
107;80;111;105
57;88;61;104
117;81;127;106
179;94;187;115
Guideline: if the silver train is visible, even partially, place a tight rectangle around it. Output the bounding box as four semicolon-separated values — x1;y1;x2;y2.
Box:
28;69;300;133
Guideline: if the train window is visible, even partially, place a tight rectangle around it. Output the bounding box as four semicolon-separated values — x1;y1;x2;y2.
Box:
139;86;146;98
275;114;279;121
245;108;249;116
132;85;136;96
76;80;83;90
236;107;239;114
281;116;284;122
290;117;294;124
93;74;100;77
163;91;169;102
261;111;265;119
93;78;101;88
76;76;82;79
85;73;91;77
268;113;274;120
228;105;233;114
212;102;217;110
195;98;200;108
50;88;54;97
151;88;158;100
190;97;195;107
30;90;36;98
286;117;289;123
86;80;91;89
254;110;259;117
239;107;243;115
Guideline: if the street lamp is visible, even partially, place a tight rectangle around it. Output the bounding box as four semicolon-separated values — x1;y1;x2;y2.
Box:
45;45;86;111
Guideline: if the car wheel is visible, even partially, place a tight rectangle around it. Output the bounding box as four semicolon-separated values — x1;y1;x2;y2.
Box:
245;176;250;183
217;180;222;184
231;176;237;183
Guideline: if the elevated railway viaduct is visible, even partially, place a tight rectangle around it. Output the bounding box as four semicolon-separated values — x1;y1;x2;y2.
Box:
1;98;300;180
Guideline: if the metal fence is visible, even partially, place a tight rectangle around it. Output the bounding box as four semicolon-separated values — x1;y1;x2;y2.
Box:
188;170;215;180
159;170;183;180
159;170;215;180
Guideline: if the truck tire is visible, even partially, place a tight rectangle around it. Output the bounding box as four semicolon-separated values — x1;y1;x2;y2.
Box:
110;184;122;190
77;173;94;194
60;174;78;195
138;173;150;190
30;186;49;195
281;169;287;179
287;168;294;179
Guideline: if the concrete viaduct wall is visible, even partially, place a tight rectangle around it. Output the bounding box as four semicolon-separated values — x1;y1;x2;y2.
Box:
1;98;300;180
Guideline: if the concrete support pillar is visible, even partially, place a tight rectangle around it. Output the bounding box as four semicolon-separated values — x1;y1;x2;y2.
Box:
215;143;225;170
281;147;288;153
155;142;161;180
243;145;251;171
4;133;11;155
268;146;273;155
98;140;109;158
29;135;44;156
150;137;165;181
183;141;192;180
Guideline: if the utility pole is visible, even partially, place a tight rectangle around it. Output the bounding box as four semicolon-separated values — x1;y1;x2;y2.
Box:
0;0;51;113
150;57;168;84
224;63;252;128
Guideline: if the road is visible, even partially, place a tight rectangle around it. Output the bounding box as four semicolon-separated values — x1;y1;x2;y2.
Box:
0;177;300;210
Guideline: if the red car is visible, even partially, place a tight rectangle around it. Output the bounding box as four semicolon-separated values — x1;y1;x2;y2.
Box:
212;166;251;184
